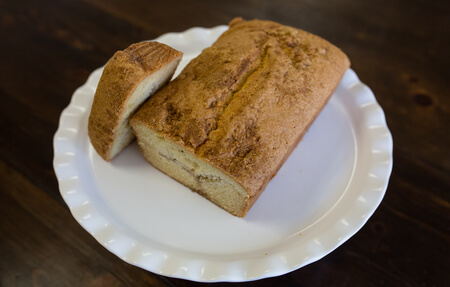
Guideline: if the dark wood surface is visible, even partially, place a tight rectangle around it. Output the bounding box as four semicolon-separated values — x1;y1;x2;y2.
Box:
1;0;449;286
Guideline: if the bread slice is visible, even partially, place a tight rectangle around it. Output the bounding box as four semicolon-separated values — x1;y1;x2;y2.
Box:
88;41;183;161
130;18;350;217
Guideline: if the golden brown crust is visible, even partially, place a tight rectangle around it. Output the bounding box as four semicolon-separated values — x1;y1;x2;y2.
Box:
131;19;350;213
88;41;183;161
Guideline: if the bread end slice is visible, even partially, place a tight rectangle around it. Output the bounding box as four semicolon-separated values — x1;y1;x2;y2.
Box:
88;41;183;161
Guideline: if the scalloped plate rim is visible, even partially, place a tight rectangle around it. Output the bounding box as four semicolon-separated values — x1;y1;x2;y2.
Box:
53;25;393;282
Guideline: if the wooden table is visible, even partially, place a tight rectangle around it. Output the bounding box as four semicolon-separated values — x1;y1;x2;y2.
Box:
1;0;448;286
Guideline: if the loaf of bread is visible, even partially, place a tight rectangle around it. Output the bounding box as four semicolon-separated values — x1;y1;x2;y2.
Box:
88;41;183;161
130;18;350;217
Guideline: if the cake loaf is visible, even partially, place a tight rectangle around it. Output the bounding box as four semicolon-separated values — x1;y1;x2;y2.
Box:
130;18;350;217
88;41;183;161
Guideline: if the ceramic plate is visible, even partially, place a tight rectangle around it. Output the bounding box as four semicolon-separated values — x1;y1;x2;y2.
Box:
53;25;393;282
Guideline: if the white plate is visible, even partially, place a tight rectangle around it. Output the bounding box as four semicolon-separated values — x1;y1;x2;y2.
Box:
53;25;393;282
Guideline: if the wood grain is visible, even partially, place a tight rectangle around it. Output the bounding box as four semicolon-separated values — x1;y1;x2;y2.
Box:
1;0;448;286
